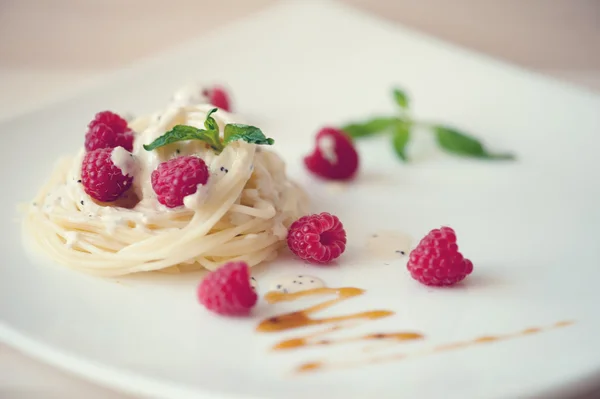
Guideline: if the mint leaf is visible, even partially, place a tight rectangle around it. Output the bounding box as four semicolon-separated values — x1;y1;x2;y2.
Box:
393;88;409;110
204;108;219;132
143;125;215;151
434;126;514;160
341;117;397;138
144;109;226;152
392;122;411;161
224;124;274;146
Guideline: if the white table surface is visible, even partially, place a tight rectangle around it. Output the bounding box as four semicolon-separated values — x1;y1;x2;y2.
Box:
1;1;599;397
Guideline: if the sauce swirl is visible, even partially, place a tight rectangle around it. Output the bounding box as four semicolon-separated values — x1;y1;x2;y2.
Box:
257;287;421;351
256;286;574;374
295;320;575;373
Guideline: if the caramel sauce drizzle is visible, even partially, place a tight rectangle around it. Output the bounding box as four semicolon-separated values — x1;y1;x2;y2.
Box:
257;287;422;350
256;287;574;374
274;331;424;350
297;320;575;373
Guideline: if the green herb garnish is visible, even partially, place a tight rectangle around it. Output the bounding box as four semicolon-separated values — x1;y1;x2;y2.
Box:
391;121;411;161
342;117;397;138
393;88;409;110
143;108;274;152
434;126;513;160
224;124;274;145
341;88;514;162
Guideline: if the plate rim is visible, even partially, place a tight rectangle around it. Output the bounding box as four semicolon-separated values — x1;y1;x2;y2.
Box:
0;323;261;399
2;1;600;398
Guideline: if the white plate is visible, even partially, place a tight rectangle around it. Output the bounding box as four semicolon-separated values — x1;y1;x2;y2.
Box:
2;1;600;398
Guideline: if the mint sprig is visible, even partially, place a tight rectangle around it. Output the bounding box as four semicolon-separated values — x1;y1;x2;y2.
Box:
391;122;411;161
393;88;409;110
224;124;274;145
143;108;274;152
434;126;513;160
341;88;514;162
341;117;397;138
203;108;219;132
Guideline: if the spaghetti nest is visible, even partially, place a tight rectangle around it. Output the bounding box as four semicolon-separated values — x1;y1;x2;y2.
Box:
23;104;309;276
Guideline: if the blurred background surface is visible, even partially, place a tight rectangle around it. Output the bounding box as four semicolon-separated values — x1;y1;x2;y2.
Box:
0;0;599;121
1;0;599;397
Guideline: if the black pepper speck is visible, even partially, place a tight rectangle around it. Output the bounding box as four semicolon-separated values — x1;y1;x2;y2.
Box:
176;149;181;154
276;284;282;289
77;180;82;183
80;200;84;205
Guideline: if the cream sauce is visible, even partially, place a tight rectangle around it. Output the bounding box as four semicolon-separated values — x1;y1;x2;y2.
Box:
269;274;326;294
110;146;137;177
367;230;412;260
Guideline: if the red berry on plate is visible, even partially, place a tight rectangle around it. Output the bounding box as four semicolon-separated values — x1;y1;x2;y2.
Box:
407;226;473;286
287;212;347;264
81;148;134;202
151;156;210;208
197;261;257;316
88;111;129;133
85;123;134;152
203;86;231;112
304;127;359;180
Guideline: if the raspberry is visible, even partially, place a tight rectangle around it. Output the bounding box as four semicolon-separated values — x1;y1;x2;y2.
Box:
84;123;134;152
81;148;134;202
287;212;347;264
304;127;359;180
151;156;209;208
88;111;129;133
407;226;473;286
197;261;257;316
202;86;231;112
114;130;134;152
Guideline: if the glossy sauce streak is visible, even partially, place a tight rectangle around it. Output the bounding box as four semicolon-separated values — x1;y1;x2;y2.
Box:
257;287;420;350
296;320;575;373
257;287;574;374
275;331;424;350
